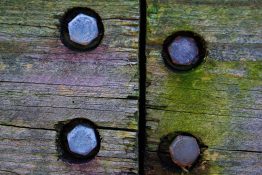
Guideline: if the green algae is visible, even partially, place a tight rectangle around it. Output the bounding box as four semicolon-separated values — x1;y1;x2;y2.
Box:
151;59;261;135
147;56;262;174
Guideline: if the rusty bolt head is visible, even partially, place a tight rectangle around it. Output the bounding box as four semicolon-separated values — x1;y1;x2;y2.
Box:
67;124;97;156
68;14;99;45
168;36;199;65
169;135;200;169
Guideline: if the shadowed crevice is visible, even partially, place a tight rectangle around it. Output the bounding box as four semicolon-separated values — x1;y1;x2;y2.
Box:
138;0;147;174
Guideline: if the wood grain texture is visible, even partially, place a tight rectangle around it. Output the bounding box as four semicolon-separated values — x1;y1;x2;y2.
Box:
0;125;137;175
146;0;262;174
0;0;139;174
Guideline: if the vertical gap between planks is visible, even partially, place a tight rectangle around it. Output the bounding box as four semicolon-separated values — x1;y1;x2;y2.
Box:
138;0;147;174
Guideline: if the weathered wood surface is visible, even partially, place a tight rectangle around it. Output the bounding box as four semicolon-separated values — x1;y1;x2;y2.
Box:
0;0;139;174
146;0;262;175
0;125;137;175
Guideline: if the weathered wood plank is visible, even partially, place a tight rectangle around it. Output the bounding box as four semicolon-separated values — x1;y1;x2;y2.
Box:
146;150;262;175
146;0;262;174
0;0;139;174
147;0;261;61
0;82;138;130
0;125;137;175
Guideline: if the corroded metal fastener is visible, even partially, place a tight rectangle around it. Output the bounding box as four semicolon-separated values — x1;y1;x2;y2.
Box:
162;31;206;71
67;124;98;156
68;14;99;45
169;135;200;169
168;36;199;66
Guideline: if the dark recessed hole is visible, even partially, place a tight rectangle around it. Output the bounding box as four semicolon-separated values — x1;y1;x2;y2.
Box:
56;118;101;164
158;132;207;173
60;7;104;51
162;31;207;71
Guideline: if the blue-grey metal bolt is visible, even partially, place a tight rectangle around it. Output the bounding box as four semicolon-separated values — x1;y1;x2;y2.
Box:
67;124;97;156
169;135;200;169
68;14;99;45
168;36;199;65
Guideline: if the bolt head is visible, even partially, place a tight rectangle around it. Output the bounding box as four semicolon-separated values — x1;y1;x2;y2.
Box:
67;124;97;156
68;14;99;45
169;135;200;168
168;36;199;65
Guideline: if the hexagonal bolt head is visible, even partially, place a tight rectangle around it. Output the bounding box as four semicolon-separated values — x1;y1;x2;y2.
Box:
67;124;97;156
168;36;199;65
68;14;99;45
169;135;200;169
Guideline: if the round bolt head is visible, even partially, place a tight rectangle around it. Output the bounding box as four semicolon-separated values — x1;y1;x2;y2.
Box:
68;14;99;45
67;124;97;156
169;135;200;168
168;36;199;65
